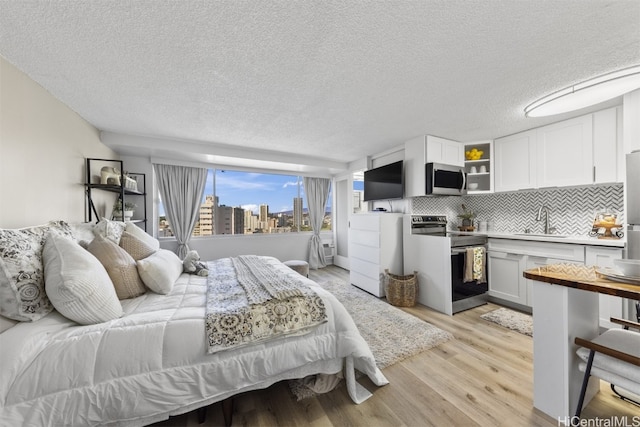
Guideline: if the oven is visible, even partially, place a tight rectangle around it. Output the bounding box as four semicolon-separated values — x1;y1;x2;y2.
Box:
405;215;488;314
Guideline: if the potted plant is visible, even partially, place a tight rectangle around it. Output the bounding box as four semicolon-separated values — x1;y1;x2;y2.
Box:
113;199;136;221
457;204;476;230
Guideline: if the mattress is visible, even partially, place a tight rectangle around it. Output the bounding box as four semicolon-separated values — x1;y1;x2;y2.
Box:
0;260;387;426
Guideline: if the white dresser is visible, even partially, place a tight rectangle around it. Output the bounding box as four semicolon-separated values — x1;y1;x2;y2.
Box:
349;212;403;297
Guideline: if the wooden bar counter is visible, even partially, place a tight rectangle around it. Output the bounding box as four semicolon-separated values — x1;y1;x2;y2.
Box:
523;263;640;423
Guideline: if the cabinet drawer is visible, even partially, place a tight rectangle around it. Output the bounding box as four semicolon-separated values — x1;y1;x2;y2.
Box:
350;229;380;247
349;242;380;264
350;270;383;297
488;239;584;262
350;257;380;281
350;214;381;232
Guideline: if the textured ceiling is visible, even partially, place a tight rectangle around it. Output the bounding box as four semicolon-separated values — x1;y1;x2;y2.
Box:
0;1;639;173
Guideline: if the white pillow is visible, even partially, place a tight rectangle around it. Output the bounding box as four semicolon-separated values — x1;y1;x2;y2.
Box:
43;233;123;325
125;222;160;251
93;218;126;243
0;220;74;321
136;249;183;294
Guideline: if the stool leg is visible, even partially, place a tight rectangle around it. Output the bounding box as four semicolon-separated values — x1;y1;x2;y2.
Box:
575;350;595;418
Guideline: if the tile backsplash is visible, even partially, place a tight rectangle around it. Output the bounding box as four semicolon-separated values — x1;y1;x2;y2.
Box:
412;184;624;235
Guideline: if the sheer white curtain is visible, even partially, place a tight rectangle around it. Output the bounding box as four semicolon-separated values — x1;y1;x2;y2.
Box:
153;164;207;259
303;177;331;269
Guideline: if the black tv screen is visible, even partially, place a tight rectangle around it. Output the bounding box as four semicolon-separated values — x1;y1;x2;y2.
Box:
363;160;404;201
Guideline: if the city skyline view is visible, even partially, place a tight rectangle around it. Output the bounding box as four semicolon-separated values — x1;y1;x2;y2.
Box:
159;169;334;216
158;169;334;236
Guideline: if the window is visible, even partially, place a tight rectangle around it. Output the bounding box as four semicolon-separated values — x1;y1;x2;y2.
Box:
158;169;332;237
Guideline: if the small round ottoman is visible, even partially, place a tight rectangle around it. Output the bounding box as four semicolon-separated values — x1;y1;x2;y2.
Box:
284;259;309;277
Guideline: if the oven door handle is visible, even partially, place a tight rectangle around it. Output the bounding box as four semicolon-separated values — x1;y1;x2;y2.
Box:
451;248;469;254
451;245;487;255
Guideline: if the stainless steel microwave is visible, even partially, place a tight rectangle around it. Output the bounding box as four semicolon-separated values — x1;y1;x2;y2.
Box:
425;162;466;195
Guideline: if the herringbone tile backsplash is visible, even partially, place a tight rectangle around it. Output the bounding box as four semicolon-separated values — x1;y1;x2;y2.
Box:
412;184;624;235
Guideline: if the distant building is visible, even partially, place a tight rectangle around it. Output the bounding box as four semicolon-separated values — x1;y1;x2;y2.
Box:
293;197;303;230
194;195;216;236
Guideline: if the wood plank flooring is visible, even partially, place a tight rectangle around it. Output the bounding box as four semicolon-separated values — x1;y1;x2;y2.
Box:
153;265;637;427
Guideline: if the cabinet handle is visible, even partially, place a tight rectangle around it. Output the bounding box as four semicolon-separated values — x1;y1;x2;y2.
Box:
593;166;596;182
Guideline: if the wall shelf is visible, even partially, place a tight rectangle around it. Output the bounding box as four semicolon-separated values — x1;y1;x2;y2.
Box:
85;158;147;230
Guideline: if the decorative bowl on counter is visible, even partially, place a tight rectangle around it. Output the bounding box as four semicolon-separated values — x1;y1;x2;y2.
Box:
613;259;640;278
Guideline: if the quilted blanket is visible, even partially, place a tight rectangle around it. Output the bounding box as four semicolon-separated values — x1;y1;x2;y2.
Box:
0;256;388;426
205;256;327;353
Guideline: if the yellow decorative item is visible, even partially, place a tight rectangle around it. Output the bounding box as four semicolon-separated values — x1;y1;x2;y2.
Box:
465;148;484;160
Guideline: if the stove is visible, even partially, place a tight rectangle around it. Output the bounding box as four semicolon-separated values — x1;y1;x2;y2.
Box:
405;214;488;314
409;215;487;247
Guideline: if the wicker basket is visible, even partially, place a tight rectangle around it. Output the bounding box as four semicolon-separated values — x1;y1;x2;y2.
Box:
384;269;418;307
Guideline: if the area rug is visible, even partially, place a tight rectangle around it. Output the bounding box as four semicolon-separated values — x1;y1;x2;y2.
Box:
289;280;454;400
480;307;533;337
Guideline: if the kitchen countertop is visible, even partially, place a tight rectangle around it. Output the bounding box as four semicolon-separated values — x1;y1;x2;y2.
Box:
450;230;626;247
523;263;640;299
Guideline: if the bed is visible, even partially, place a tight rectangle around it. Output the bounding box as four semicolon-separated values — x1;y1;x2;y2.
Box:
0;220;388;426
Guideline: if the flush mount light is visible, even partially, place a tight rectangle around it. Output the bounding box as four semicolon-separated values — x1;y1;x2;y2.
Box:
525;65;640;117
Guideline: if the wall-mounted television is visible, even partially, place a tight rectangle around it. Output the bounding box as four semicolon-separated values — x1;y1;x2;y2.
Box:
363;160;404;201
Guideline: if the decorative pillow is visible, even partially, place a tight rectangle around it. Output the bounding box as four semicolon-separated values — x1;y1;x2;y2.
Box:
87;235;147;299
69;222;96;243
125;222;160;251
43;233;122;325
136;249;183;294
93;218;126;244
119;231;156;261
0;220;74;321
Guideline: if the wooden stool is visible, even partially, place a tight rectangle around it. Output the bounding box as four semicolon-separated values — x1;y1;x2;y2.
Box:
284;260;309;277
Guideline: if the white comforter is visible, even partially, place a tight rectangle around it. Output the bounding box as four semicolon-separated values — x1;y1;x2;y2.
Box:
0;259;388;426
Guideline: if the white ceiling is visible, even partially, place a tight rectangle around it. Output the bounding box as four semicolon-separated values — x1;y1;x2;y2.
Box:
1;1;639;174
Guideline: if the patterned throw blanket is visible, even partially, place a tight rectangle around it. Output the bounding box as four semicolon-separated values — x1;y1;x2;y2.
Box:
205;256;327;354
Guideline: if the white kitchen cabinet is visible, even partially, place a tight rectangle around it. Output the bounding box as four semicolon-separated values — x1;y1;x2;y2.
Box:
488;251;528;305
584;246;627;329
494;108;622;193
404;135;463;197
349;213;403;297
488;238;585;309
464;140;493;193
536;115;593;188
494;129;537;192
592;106;623;184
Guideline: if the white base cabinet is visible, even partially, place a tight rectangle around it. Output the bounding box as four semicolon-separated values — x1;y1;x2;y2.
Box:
349;213;403;297
488;239;584;309
584;246;628;329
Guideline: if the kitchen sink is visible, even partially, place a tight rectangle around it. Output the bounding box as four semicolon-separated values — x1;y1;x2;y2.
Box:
514;233;569;238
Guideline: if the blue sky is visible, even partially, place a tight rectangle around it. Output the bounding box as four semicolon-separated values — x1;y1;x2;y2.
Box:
208;170;305;214
159;169;338;216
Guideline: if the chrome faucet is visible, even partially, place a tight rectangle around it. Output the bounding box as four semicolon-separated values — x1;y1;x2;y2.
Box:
536;205;551;234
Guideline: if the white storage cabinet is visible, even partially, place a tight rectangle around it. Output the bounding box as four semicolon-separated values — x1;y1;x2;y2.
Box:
488;238;584;309
404;135;463;197
349;213;403;297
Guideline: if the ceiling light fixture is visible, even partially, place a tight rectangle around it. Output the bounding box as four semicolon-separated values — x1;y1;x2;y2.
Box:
524;65;640;117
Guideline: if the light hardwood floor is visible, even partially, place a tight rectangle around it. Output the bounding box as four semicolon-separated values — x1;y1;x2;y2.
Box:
154;265;637;427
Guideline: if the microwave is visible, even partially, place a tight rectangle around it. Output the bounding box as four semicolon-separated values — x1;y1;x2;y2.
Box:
425;162;467;195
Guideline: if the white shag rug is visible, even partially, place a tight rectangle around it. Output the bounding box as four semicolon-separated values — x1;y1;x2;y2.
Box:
480;307;533;337
289;280;454;400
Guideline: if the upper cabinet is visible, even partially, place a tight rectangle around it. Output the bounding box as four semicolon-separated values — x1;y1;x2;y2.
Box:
404;135;463;197
536;115;593;188
464;140;493;193
494;129;537;192
494;107;622;193
593;107;623;184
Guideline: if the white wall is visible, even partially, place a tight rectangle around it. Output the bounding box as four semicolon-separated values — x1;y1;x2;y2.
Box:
0;56;116;228
159;231;333;264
